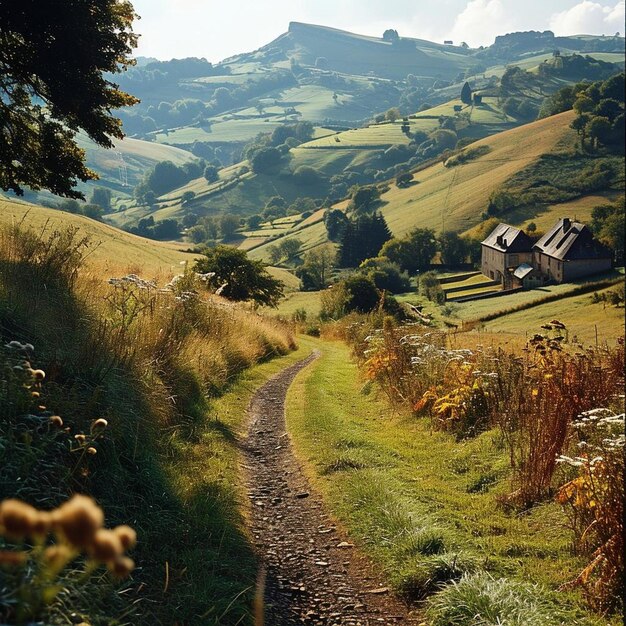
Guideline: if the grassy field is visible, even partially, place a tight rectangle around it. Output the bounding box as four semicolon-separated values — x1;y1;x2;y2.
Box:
478;283;625;345
77;134;196;193
0;198;197;275
249;111;578;262
451;271;623;321
286;337;613;624
269;290;322;318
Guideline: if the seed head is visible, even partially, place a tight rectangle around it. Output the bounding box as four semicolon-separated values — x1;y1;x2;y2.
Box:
113;525;137;550
91;419;108;434
0;499;39;541
31;511;53;538
108;555;135;579
43;544;73;574
87;447;97;455
89;529;123;562
74;434;87;444
32;369;45;381
49;415;64;428
53;495;104;548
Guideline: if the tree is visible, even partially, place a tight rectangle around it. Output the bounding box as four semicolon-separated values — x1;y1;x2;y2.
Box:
247;215;263;229
267;245;282;265
339;213;391;267
293;165;323;185
382;29;400;43
146;161;187;196
439;232;468;266
187;224;208;244
359;258;410;294
251;147;283;174
460;82;473;105
570;113;591;148
181;191;196;204
90;187;112;211
194;246;284;307
396;172;413;188
0;0;138;198
278;238;302;261
343;275;380;312
351;185;381;213
385;108;401;123
219;214;240;240
324;209;349;242
204;165;219;183
297;244;336;290
587;116;612;148
380;228;437;274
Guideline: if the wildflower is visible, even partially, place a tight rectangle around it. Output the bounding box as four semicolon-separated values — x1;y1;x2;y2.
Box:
43;544;73;574
53;495;104;548
88;529;123;562
0;499;39;541
108;555;135;579
75;434;87;444
49;415;64;428
86;447;97;455
532;389;539;397
31;511;53;539
113;525;137;550
91;418;108;433
32;369;45;381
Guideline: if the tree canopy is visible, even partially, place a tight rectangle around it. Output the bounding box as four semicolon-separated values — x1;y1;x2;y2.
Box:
194;246;284;307
0;0;139;198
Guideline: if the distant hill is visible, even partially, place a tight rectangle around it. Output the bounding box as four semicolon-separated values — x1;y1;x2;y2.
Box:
244;110;623;262
16;24;624;225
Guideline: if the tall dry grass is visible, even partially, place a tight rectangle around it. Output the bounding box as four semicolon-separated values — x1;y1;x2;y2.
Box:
0;222;295;624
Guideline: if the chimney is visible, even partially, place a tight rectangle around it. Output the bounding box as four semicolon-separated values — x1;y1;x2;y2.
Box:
562;218;571;232
496;234;504;247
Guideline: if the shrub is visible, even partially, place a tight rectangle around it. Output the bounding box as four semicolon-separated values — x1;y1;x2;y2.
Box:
556;408;624;613
194;245;284;307
393;553;479;602
426;574;579;626
419;272;445;304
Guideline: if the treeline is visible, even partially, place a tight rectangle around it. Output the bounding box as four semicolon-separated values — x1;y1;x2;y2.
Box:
118;69;297;137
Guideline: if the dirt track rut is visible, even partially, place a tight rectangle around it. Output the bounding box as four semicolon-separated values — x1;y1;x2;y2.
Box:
242;351;420;625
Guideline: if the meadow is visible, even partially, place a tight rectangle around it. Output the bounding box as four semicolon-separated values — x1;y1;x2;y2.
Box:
0;217;296;625
286;335;623;625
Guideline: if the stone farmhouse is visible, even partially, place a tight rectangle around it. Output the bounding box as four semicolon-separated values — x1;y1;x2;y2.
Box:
481;218;613;289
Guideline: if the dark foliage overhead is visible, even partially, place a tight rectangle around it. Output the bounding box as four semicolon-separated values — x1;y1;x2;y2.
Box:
0;0;139;198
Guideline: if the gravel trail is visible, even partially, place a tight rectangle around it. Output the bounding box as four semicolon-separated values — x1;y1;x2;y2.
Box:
242;351;421;625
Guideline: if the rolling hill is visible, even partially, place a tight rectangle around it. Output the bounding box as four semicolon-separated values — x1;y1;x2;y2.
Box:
0;198;196;275
245;109;624;262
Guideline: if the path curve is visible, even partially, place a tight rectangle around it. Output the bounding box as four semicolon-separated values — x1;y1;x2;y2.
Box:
242;351;420;625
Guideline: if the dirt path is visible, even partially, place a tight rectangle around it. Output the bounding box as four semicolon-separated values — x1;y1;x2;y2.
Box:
242;351;421;625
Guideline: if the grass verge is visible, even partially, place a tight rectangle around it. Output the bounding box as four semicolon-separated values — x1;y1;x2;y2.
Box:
285;337;617;625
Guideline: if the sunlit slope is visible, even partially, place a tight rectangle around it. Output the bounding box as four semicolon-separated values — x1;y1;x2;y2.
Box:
0;199;195;275
376;111;577;236
224;22;475;81
76;135;197;192
247;111;579;262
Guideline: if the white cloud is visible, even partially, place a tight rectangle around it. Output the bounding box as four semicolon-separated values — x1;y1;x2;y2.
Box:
447;0;514;47
549;1;625;36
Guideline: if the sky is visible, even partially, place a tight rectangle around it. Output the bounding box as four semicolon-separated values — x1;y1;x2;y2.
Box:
130;0;626;61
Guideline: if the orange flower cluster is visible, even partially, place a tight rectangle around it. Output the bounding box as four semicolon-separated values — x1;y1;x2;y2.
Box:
0;495;136;579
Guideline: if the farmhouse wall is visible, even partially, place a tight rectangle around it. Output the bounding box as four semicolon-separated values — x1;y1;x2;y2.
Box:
563;258;612;281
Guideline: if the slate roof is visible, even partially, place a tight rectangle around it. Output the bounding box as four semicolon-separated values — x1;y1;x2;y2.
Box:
513;263;535;279
481;223;532;253
534;218;612;261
